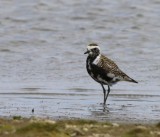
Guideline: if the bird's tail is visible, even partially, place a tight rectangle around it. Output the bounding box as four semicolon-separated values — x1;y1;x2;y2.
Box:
124;76;138;83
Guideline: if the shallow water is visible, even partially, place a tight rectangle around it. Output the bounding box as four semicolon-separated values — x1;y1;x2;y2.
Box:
0;0;160;123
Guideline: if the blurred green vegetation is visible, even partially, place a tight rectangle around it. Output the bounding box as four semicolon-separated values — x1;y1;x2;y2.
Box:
0;117;159;137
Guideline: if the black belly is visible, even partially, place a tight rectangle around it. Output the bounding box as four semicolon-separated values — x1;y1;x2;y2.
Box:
86;61;113;85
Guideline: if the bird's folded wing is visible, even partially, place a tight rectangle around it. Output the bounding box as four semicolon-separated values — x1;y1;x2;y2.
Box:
96;55;128;79
96;55;118;72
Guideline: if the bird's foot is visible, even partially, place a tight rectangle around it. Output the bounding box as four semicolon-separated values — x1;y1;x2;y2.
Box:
99;103;110;112
100;103;110;106
103;105;109;112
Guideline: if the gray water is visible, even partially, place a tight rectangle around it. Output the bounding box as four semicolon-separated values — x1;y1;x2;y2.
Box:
0;0;160;123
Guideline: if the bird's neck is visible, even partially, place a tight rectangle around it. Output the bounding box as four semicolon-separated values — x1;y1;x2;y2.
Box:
87;54;101;63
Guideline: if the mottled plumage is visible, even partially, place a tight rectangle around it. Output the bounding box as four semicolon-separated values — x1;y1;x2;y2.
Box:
84;43;138;105
96;54;137;84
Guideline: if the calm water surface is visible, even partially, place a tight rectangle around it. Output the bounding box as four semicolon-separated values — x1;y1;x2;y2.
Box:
0;0;160;123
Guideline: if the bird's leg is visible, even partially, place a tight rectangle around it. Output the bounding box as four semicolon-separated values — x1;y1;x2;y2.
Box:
101;84;106;105
104;85;110;103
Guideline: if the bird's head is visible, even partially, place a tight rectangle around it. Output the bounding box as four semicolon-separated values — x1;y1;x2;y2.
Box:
84;43;100;57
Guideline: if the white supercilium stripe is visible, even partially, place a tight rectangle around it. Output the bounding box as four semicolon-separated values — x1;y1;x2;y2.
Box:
87;46;100;50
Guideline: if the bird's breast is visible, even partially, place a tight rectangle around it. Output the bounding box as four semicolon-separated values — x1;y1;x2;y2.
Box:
86;58;119;86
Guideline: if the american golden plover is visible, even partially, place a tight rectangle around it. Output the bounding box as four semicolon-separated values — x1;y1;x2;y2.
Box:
84;43;138;105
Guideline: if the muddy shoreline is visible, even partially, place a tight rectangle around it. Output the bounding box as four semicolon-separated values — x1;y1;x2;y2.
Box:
0;90;159;124
0;117;160;137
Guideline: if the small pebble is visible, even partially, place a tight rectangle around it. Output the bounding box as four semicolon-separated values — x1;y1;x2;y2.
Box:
112;123;119;127
32;108;34;113
136;125;147;130
83;127;88;132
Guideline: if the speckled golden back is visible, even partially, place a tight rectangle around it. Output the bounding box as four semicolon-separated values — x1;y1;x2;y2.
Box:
97;54;132;80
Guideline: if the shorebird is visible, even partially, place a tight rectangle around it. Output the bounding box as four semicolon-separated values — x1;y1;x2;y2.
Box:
84;43;138;105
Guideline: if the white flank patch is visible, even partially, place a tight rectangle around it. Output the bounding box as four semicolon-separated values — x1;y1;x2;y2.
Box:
107;73;115;78
93;54;101;65
87;46;100;51
113;76;122;81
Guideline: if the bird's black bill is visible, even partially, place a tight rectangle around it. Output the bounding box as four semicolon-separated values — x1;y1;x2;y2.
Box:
84;50;89;54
